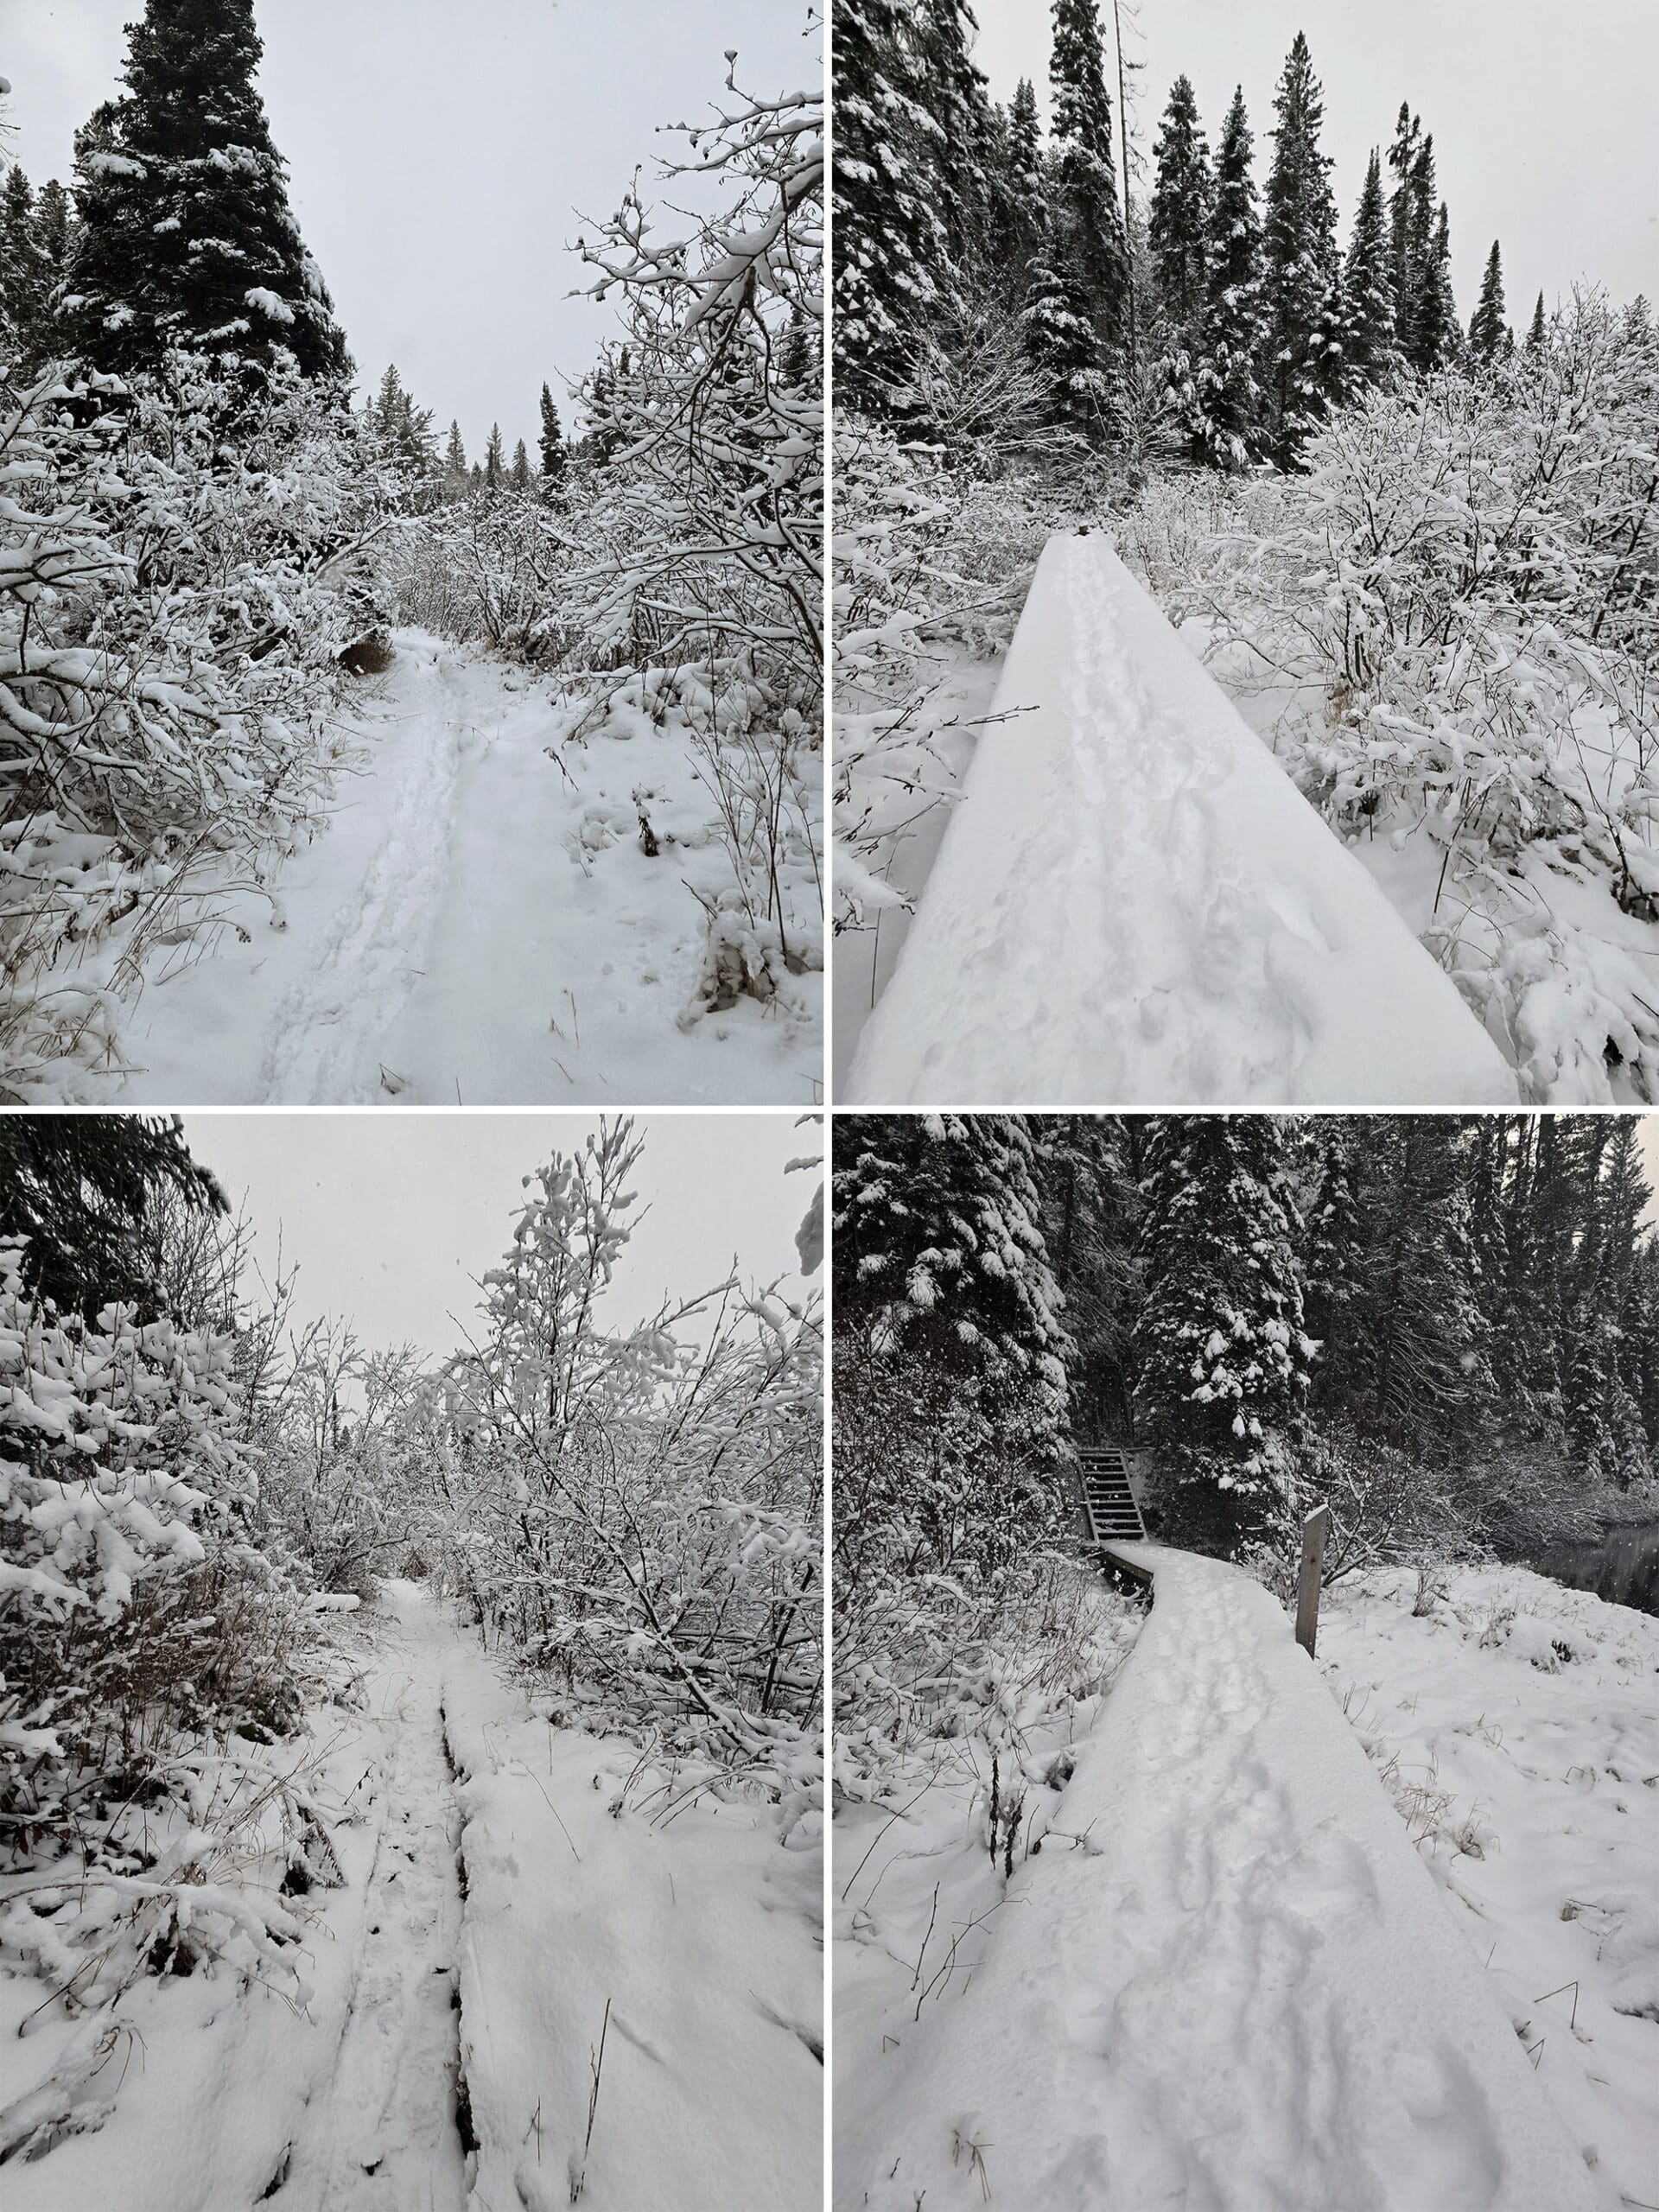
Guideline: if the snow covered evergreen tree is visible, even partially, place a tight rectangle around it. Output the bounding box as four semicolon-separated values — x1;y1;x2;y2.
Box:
834;0;947;407
484;420;505;490
1049;0;1126;412
1342;147;1396;387
915;0;996;280
1527;289;1547;349
510;436;530;489
1194;84;1266;467
1001;74;1048;293
1261;31;1341;466
1148;74;1212;352
1130;1117;1313;1529
537;380;566;485
1416;200;1460;367
1468;238;1510;359
62;0;348;388
1385;104;1422;346
1023;241;1106;429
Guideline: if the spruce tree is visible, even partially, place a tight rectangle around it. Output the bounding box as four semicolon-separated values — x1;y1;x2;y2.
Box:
1385;104;1421;342
63;0;347;385
510;436;531;490
444;417;467;488
916;0;995;277
1526;290;1547;349
1342;148;1396;387
1468;238;1509;359
1195;86;1266;469
1050;0;1126;393
1131;1117;1313;1531
538;382;566;485
484;421;505;491
0;167;41;360
833;0;947;406
1261;31;1340;465
1003;76;1048;290
1416;200;1459;368
1148;74;1213;351
1022;241;1104;429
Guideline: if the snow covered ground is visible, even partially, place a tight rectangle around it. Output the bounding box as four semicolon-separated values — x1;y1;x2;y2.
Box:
100;632;819;1105
835;1544;1616;2212
1320;1563;1659;2212
845;537;1519;1107
0;1582;823;2212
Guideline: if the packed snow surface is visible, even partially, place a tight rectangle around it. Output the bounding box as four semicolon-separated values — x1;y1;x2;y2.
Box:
846;535;1518;1106
104;632;817;1104
836;1545;1605;2212
0;1583;822;2212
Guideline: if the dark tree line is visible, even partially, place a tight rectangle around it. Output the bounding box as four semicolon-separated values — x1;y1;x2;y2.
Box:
836;1115;1657;1581
834;3;1512;466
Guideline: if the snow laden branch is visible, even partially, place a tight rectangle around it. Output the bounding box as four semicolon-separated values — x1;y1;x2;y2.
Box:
421;1120;823;1790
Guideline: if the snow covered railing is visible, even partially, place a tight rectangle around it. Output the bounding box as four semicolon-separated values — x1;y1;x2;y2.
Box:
846;532;1519;1106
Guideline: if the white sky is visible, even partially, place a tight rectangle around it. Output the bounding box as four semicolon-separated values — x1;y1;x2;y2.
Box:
3;1;818;460
970;0;1658;335
179;1111;820;1355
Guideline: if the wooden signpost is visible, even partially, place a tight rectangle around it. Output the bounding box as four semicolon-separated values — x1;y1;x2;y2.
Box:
1294;1504;1330;1656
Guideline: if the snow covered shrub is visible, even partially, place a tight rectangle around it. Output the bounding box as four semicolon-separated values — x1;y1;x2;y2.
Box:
1147;292;1659;1099
0;1238;324;2005
429;1122;821;1787
0;355;373;1098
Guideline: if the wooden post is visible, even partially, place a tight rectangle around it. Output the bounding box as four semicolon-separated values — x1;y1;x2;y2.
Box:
1294;1504;1330;1656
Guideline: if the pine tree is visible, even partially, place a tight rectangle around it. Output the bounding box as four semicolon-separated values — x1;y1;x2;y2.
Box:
1050;0;1126;394
510;436;531;490
1194;85;1266;468
1131;1117;1313;1530
24;178;73;364
916;0;995;277
1148;74;1213;350
1468;238;1509;359
1342;148;1396;387
1002;75;1048;290
444;417;467;491
1022;241;1104;429
537;381;566;484
484;420;505;491
1400;133;1458;370
0;166;41;359
1526;290;1547;350
834;0;948;406
63;0;348;385
1261;31;1340;465
1416;200;1459;367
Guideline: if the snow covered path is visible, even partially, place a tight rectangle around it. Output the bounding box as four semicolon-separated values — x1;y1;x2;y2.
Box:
848;535;1518;1106
836;1546;1604;2212
276;1586;468;2212
109;632;817;1104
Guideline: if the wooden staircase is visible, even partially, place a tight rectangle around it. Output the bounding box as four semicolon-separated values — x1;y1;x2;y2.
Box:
1079;1446;1147;1548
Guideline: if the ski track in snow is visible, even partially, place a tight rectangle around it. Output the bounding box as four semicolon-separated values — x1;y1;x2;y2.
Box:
107;630;817;1105
277;1592;468;2212
837;1547;1605;2212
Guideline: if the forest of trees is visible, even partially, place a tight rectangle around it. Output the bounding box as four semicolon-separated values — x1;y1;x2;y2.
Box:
1;2;823;1099
834;1112;1657;1751
0;1112;821;2004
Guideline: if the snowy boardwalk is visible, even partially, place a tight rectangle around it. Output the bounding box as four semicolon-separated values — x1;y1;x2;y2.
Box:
848;535;1518;1106
840;1546;1603;2212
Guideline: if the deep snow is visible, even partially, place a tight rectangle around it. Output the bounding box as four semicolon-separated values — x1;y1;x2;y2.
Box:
835;1545;1610;2212
101;632;819;1105
1320;1563;1659;2212
0;1583;823;2212
846;536;1519;1107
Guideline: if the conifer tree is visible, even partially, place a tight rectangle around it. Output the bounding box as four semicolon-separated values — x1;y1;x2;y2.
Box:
1195;85;1266;468
916;0;995;276
1050;0;1126;391
444;417;467;489
1342;148;1396;387
484;421;505;491
1385;104;1422;340
1131;1117;1313;1528
1468;238;1509;359
1148;74;1213;350
538;382;566;485
510;436;531;490
63;0;347;385
1416;200;1460;368
1023;242;1104;429
1526;290;1547;349
1007;77;1047;274
1261;31;1340;465
834;0;947;405
0;167;41;359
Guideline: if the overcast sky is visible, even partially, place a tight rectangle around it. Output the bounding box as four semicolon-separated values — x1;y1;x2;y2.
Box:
179;1111;820;1356
3;1;817;459
971;0;1657;336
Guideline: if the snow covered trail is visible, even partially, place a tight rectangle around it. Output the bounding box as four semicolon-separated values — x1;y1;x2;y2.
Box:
836;1546;1604;2212
108;631;816;1104
274;1585;468;2212
848;535;1518;1106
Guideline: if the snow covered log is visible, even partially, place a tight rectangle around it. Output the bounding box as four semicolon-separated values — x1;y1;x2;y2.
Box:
846;534;1519;1106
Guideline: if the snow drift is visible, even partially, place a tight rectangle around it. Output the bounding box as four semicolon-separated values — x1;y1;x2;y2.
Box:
846;534;1518;1106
